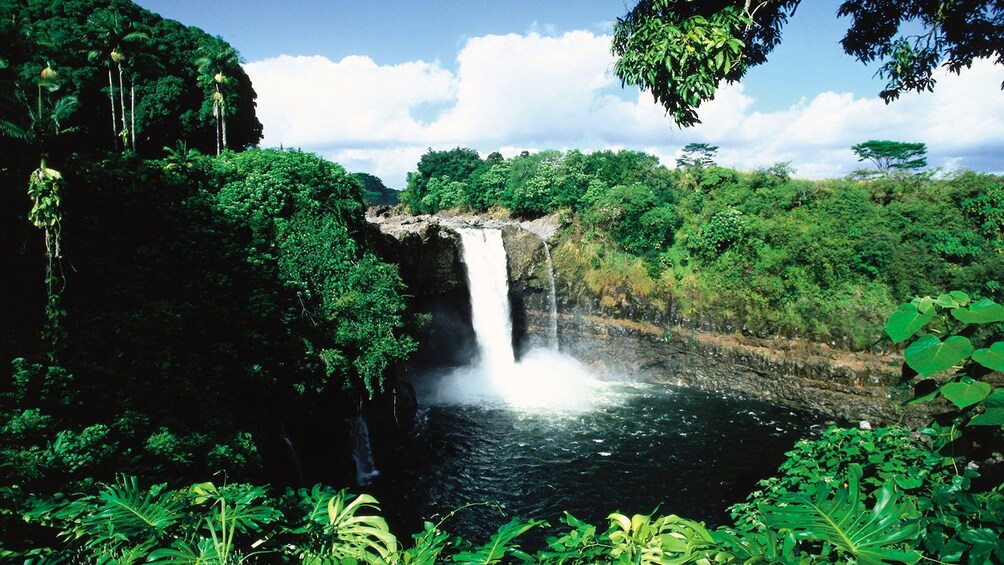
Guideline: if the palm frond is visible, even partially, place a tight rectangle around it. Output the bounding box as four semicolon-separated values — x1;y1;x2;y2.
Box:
0;117;28;140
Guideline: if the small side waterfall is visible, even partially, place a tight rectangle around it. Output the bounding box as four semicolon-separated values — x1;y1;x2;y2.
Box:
349;413;380;486
281;429;305;484
541;239;559;349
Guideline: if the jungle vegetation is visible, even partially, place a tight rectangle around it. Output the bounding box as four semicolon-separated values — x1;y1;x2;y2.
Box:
399;146;1003;349
1;0;1002;563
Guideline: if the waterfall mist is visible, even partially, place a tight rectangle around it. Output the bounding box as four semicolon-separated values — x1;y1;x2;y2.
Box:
417;228;597;411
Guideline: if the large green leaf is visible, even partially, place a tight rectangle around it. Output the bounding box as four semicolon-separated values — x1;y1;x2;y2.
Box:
321;492;399;563
763;464;922;565
904;335;973;377
951;299;1004;324
884;303;935;344
969;407;1004;426
971;342;1004;372
82;476;182;548
453;517;544;564
712;528;801;564
934;292;971;308
940;381;991;409
968;390;1004;426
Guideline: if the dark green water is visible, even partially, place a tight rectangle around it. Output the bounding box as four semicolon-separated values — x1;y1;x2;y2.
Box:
378;377;823;544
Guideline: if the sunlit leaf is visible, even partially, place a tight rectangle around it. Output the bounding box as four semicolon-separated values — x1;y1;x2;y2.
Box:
884;303;934;344
951;299;1004;324
971;342;1004;372
940;381;991;409
949;291;971;305
904;335;973;377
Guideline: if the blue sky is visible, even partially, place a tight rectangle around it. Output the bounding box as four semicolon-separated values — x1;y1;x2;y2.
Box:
135;0;1004;187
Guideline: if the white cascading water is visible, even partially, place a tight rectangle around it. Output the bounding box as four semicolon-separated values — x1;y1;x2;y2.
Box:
429;228;595;411
458;229;516;373
541;239;559;349
349;413;380;486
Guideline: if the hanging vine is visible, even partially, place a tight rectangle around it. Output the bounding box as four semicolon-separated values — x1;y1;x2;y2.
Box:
28;161;66;356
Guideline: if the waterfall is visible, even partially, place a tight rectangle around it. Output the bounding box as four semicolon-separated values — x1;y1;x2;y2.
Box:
541;239;559;349
457;229;516;373
350;413;380;486
280;427;305;484
421;227;594;411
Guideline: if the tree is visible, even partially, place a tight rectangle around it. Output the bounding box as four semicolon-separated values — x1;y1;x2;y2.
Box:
675;142;718;168
851;140;928;176
613;0;1004;126
399;147;482;212
87;8;149;151
195;43;239;155
0;63;78;357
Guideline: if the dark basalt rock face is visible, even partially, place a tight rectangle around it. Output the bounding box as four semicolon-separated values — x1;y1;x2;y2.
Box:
366;207;476;368
367;208;923;426
501;225;554;355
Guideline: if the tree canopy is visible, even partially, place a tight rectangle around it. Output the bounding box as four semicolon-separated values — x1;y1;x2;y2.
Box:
613;0;1004;126
852;140;928;176
0;0;263;158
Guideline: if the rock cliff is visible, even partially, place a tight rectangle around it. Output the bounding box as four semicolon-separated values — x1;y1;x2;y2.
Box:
367;208;926;425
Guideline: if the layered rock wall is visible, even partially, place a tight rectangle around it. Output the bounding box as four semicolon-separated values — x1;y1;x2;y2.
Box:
367;208;924;425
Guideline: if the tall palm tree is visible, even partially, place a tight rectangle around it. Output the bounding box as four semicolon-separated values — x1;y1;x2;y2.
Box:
87;9;148;151
195;44;238;155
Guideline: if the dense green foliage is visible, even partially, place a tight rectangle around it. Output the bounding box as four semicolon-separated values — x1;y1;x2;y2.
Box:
612;0;1004;125
2;3;1001;564
400;147;1003;348
0;0;263;157
1;3;419;553
1;149;414;496
352;172;401;206
6;424;1001;563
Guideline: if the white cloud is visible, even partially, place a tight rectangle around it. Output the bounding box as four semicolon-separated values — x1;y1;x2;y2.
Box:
245;54;455;149
244;35;1004;187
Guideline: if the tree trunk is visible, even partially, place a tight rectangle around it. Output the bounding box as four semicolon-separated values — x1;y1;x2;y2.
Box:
108;67;117;148
221;102;227;152
131;85;136;150
118;64;127;150
214;83;222;155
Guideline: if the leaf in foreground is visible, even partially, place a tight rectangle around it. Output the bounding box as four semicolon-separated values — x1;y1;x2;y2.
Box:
763;464;922;564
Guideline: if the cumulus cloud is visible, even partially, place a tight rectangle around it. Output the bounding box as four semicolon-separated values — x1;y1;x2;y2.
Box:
244;32;1004;187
